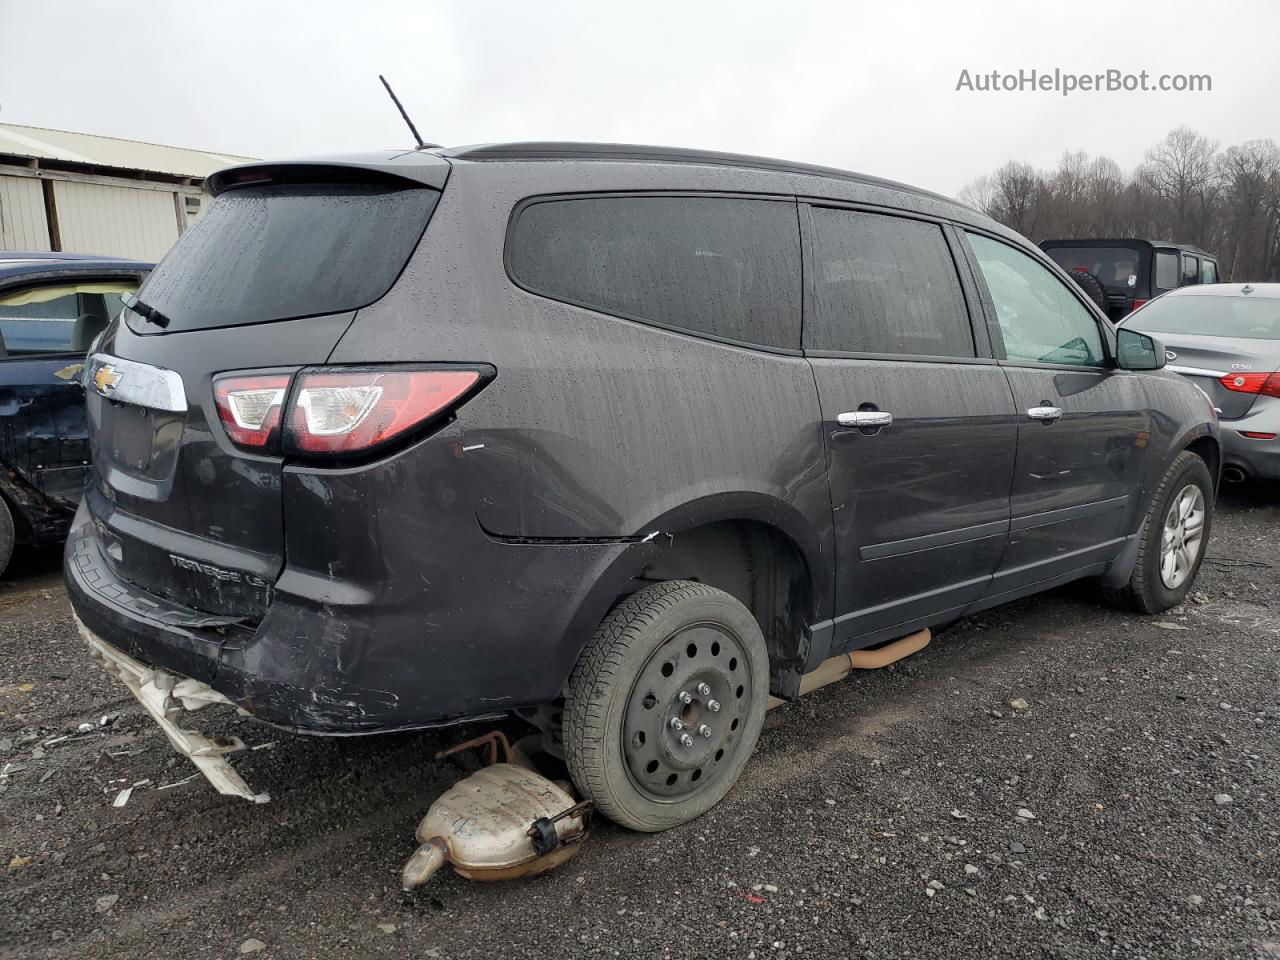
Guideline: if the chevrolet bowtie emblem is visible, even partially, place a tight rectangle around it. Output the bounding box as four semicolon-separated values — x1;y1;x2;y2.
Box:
92;364;123;395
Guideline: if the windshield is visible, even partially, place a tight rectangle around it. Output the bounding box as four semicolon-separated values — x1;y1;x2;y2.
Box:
133;182;438;332
1127;295;1280;340
1045;246;1141;290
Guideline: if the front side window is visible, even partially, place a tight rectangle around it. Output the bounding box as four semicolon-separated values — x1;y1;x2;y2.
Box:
1154;252;1180;291
806;208;974;357
507;195;801;350
0;280;139;357
968;234;1105;368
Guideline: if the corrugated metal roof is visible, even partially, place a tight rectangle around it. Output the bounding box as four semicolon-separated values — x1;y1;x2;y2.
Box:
0;123;255;179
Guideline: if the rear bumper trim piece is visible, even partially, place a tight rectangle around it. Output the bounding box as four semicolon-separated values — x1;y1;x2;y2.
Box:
77;615;270;804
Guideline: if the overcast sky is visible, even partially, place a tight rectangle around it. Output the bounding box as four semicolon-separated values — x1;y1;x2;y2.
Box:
1;0;1277;196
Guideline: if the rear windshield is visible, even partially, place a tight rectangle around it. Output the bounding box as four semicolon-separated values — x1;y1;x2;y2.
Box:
1045;246;1142;290
1127;295;1280;340
132;182;437;331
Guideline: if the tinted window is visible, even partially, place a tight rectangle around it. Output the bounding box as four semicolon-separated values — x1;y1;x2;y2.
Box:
1182;255;1200;284
1154;252;1179;291
1044;246;1140;290
969;234;1105;367
807;209;973;357
1202;260;1218;284
508;196;801;350
135;183;438;332
1127;294;1280;340
0;280;138;356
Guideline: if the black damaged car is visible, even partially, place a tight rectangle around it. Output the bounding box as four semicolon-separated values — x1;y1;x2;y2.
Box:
0;252;150;576
67;144;1219;830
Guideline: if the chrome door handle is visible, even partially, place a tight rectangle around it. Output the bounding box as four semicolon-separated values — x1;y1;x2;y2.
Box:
1026;406;1062;422
837;411;893;428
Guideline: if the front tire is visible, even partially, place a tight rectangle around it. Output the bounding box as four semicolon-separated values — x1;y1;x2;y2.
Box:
564;580;769;831
1105;451;1213;613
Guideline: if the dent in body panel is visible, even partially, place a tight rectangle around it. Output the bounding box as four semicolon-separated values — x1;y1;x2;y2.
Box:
327;159;834;553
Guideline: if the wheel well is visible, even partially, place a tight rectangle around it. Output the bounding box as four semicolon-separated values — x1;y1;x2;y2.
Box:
631;520;814;696
1185;436;1220;492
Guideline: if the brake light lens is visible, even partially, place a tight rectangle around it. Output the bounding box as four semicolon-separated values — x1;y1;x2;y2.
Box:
213;374;290;449
287;368;483;455
1219;371;1280;398
1129;298;1148;313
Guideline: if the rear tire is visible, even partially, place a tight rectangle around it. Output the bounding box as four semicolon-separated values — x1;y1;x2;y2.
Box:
564;580;769;831
1104;451;1213;613
0;496;14;579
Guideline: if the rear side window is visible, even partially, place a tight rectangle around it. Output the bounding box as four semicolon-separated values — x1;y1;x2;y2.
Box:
507;195;801;350
134;183;438;332
1202;260;1218;284
807;208;974;357
1182;255;1200;284
1154;252;1179;291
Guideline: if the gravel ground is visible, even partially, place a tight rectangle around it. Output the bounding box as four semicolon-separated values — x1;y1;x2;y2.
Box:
2;484;1279;960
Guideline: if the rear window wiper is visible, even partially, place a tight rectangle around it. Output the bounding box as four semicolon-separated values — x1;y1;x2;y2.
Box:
121;292;171;329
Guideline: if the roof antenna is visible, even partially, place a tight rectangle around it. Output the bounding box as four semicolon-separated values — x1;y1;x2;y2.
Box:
379;74;437;150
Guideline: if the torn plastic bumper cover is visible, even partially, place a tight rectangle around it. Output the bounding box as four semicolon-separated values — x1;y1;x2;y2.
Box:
78;615;270;804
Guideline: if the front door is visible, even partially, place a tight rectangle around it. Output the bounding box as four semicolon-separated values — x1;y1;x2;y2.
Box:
803;205;1018;649
963;232;1149;598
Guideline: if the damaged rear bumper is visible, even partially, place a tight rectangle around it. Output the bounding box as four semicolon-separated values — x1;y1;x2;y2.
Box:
64;499;638;734
78;615;270;803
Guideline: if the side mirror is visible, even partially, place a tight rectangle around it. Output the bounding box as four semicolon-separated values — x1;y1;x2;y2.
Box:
1116;328;1166;371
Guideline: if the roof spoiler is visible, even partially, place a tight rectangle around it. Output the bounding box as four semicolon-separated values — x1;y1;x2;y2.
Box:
206;153;450;196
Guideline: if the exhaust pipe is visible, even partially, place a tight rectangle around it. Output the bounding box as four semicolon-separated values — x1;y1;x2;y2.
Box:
1222;465;1248;484
768;628;932;709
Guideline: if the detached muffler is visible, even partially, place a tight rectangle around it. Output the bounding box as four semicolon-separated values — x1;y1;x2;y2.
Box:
401;732;591;891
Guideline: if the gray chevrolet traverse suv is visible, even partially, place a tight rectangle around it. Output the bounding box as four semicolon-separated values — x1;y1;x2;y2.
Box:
66;143;1219;830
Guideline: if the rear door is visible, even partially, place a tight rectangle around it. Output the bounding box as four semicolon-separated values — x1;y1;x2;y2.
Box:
963;232;1149;596
802;205;1017;646
83;166;444;618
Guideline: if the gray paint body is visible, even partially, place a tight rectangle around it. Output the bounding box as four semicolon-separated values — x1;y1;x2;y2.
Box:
65;147;1219;733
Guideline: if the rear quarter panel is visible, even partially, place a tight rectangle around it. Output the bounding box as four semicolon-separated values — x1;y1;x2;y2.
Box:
329;160;833;565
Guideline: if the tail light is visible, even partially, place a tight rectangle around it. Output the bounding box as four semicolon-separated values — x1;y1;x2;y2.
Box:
1129;298;1148;313
213;365;491;458
1219;371;1280;399
214;374;290;449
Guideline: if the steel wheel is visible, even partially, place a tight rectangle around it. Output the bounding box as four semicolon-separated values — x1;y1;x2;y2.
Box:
565;580;770;831
1159;483;1205;590
621;622;753;801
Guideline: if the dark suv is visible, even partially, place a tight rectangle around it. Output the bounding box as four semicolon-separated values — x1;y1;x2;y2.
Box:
67;143;1220;830
1041;238;1221;322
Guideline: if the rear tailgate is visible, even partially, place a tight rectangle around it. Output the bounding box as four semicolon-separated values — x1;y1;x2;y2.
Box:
83;157;447;620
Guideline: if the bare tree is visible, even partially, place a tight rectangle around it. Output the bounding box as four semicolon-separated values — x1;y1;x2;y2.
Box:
989;162;1044;238
957;174;997;217
1139;126;1220;243
960;126;1280;281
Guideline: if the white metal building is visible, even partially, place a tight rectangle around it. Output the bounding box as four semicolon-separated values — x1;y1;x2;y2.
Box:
0;124;253;261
